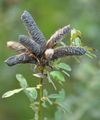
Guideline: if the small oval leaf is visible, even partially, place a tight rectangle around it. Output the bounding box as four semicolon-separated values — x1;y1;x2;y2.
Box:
50;71;65;83
16;74;28;88
47;72;57;90
48;94;61;99
2;88;23;98
25;87;37;101
57;63;71;71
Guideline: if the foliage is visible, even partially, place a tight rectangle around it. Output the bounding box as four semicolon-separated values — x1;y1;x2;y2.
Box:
0;1;99;120
2;10;94;120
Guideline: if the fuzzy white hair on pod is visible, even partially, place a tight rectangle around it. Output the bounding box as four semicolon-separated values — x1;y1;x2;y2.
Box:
44;48;54;60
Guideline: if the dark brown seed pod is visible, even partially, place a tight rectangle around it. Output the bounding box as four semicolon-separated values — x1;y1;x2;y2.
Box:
46;25;71;48
51;46;87;60
19;35;40;56
21;11;46;52
7;41;27;53
5;53;37;66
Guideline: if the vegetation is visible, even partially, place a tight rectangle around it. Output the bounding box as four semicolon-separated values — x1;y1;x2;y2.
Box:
0;0;99;120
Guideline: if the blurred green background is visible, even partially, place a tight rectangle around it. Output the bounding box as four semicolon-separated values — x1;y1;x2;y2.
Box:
0;0;100;120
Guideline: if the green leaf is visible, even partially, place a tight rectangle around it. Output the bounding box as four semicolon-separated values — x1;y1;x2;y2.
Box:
50;71;65;83
47;98;53;105
25;87;37;101
57;102;71;113
54;89;71;113
62;70;70;77
16;74;28;88
55;109;62;120
70;29;82;47
43;89;48;96
48;89;65;100
86;51;96;59
48;94;62;99
73;56;81;63
58;89;65;101
56;63;71;71
2;88;23;98
42;101;48;108
47;72;57;90
72;37;82;47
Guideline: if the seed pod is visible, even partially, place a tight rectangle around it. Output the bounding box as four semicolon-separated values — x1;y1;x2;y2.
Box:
46;25;71;48
7;41;27;53
44;48;54;60
51;46;86;60
21;11;46;51
19;35;40;56
5;53;37;66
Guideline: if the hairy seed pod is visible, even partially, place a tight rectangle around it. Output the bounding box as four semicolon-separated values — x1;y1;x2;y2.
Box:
5;53;37;66
7;41;27;53
44;48;54;60
51;46;86;60
19;35;40;56
46;25;71;48
21;11;46;52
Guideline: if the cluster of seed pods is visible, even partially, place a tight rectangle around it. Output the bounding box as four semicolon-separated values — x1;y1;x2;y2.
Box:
5;11;86;67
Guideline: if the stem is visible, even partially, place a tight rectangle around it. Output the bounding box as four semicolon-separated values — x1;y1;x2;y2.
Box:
38;68;44;120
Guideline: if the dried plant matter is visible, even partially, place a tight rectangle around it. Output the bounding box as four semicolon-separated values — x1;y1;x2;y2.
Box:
19;35;40;56
5;53;37;66
4;10;89;120
51;46;86;60
46;25;71;48
21;11;46;52
7;41;26;53
44;48;54;60
5;10;86;66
